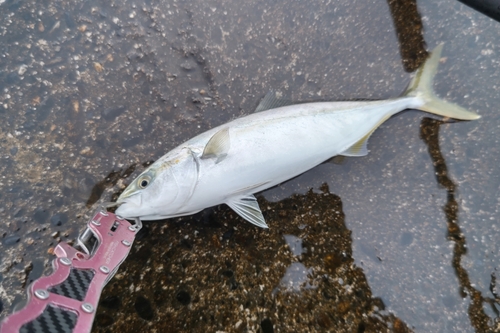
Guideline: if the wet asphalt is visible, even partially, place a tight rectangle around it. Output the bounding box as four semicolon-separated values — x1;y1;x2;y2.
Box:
0;0;499;331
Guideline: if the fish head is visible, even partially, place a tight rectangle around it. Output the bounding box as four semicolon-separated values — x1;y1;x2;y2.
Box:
115;148;199;219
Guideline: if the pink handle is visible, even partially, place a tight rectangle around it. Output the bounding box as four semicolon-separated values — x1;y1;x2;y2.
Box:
1;210;139;333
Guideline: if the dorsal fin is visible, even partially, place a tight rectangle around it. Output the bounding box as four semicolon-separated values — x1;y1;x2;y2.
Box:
201;127;230;163
255;91;293;112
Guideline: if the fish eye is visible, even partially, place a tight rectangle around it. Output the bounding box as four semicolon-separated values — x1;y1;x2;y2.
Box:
138;175;151;189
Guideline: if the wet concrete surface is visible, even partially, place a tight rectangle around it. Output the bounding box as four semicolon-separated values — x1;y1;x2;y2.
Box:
0;0;499;331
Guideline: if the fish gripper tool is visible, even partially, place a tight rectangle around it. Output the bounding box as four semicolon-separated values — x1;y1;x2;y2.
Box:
0;209;142;333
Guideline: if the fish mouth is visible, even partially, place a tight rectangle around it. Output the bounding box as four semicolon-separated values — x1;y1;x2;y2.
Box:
116;190;142;206
114;192;143;219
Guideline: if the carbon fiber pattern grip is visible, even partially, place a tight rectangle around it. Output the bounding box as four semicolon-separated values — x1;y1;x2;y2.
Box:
19;305;77;333
48;268;94;301
0;211;138;333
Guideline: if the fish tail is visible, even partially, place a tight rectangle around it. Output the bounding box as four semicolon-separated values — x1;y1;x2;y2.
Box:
403;44;481;120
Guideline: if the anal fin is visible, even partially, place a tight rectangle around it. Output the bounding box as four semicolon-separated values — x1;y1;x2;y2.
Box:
340;113;393;157
340;134;370;157
226;195;268;228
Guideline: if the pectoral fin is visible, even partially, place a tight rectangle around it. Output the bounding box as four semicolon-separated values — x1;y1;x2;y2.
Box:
202;127;230;163
226;194;268;228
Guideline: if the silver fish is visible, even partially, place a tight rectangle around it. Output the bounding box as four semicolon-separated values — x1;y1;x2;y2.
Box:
115;44;480;228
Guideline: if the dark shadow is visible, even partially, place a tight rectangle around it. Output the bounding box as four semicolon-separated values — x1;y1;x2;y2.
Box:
420;117;499;331
85;160;155;208
93;185;413;332
386;0;428;72
456;0;500;23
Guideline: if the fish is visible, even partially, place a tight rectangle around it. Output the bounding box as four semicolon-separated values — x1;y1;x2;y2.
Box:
115;44;480;228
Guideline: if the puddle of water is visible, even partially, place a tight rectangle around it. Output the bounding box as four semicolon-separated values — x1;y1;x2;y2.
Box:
0;0;499;331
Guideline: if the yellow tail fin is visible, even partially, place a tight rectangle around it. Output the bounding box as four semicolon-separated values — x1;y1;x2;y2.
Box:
404;44;480;120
